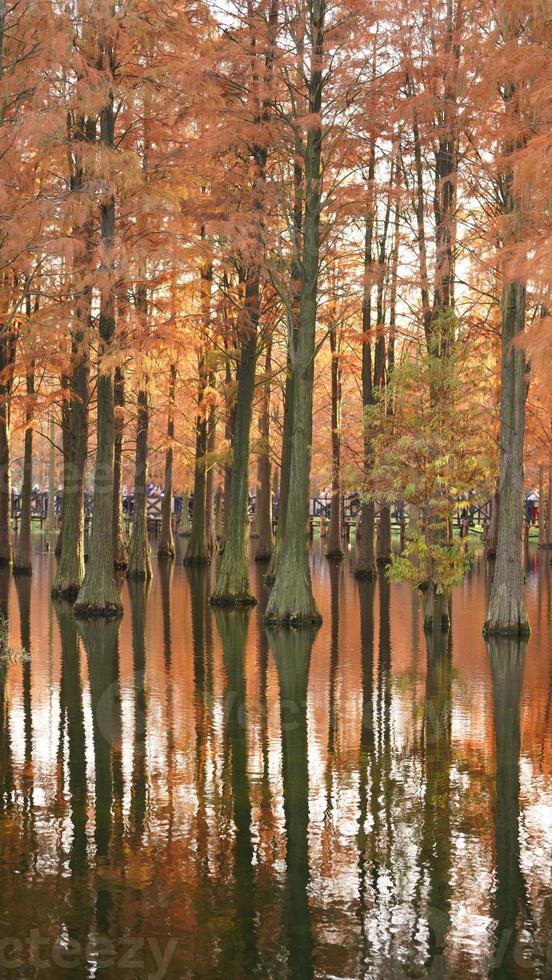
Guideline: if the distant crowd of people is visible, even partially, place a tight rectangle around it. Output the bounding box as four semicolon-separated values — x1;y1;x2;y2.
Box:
12;483;546;532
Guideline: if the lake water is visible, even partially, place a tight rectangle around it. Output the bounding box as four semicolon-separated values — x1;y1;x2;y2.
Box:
0;537;551;978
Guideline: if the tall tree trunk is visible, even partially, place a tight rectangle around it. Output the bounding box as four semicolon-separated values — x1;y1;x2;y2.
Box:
0;317;16;565
211;280;259;605
54;113;94;597
374;158;394;568
355;182;377;580
185;251;212;565
325;320;343;559
255;339;273;563
538;464;545;548
75;78;122;618
45;413;57;533
158;363;177;558
265;89;302;587
486;485;500;559
484;281;529;635
221;299;236;550
265;0;325;625
178;491;190;536
547;452;552;548
185;363;210;564
14;367;34;574
54;311;90;598
265;358;293;583
484;55;529;635
205;386;217;555
127;388;152;579
112;365;127;569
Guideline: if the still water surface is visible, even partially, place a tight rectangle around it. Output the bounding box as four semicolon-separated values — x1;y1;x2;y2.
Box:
0;539;551;978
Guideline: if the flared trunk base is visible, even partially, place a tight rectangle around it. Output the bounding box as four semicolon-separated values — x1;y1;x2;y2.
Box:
210;593;257;607
483;590;530;637
74;598;123;619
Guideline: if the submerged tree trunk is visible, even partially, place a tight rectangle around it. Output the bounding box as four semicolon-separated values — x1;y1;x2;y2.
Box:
112;365;127;569
158;363;176;559
211;282;258;606
127;388;152;580
484;281;529;636
255;340;273;563
326;321;343;559
75;79;122;618
14;368;34;575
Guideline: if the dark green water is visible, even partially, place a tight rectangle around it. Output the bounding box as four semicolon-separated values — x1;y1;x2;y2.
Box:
0;539;551;978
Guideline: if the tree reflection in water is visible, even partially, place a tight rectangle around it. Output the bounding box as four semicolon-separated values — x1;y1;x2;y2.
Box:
267;623;319;980
487;636;539;979
0;549;550;976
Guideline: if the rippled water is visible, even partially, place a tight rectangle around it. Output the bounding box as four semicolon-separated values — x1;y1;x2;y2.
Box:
0;537;551;978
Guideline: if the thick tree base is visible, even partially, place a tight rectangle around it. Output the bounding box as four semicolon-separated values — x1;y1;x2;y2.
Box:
183;555;210;566
264;609;322;628
354;566;377;581
483;619;530;637
210;593;257;607
484;584;530;637
74;601;123;619
0;557;12;567
325;549;344;560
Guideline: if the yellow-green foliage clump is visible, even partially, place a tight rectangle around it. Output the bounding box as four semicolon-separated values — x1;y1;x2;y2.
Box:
364;342;495;596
